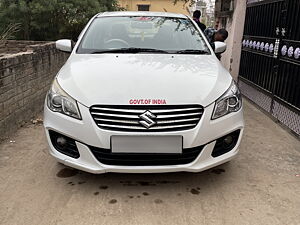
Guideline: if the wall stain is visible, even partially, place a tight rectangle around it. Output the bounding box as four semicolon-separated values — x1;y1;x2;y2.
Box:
109;199;117;204
99;185;108;190
211;168;226;174
137;181;156;186
190;188;200;195
56;168;78;178
154;199;163;204
120;180;180;186
156;181;180;184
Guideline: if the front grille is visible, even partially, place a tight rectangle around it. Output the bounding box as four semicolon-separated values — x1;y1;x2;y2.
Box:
89;145;204;166
90;105;204;132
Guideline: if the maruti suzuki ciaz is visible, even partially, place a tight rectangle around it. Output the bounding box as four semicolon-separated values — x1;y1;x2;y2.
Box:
44;11;244;173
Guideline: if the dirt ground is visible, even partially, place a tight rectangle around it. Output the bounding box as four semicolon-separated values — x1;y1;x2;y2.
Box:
0;100;299;225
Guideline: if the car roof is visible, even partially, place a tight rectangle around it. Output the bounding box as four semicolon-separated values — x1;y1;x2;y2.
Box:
96;11;188;19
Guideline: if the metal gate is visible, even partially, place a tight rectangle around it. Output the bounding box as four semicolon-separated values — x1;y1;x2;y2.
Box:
239;0;300;136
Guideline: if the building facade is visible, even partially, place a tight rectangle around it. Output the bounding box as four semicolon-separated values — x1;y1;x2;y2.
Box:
193;0;215;27
118;0;192;15
214;0;246;80
215;0;300;137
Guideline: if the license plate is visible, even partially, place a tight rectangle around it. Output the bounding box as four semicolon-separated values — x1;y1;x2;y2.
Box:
111;136;183;154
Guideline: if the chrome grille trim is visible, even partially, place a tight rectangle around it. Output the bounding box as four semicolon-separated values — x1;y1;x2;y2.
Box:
94;118;139;124
92;107;203;114
97;123;198;130
157;118;200;124
92;107;145;113
157;112;202;119
94;118;200;125
91;112;202;119
90;105;204;132
91;112;139;119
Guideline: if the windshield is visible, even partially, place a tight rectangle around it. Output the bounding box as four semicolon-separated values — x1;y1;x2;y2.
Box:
77;16;210;54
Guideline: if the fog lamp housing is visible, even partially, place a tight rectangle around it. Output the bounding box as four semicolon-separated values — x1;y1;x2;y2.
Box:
212;130;240;157
49;130;80;159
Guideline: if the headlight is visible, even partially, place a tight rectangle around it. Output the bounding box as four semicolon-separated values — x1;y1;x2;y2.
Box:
47;79;82;120
212;80;242;120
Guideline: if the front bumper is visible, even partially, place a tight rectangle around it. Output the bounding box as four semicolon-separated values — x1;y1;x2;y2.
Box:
44;102;244;174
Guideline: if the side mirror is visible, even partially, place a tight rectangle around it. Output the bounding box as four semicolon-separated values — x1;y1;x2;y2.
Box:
214;41;227;54
56;39;73;52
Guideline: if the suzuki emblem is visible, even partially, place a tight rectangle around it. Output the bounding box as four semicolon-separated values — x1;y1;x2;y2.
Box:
139;111;157;129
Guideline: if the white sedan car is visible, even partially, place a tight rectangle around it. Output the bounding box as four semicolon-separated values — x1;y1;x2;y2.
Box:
44;11;244;173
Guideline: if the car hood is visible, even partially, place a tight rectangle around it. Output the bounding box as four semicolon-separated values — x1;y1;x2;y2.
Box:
57;54;232;107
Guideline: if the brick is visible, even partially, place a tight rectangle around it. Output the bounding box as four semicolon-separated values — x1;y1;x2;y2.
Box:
0;102;4;119
16;75;29;86
0;88;16;103
0;82;15;95
0;68;12;78
0;73;15;87
0;41;68;139
23;88;33;98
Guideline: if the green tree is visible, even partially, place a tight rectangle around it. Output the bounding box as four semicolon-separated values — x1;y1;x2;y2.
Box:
0;0;120;41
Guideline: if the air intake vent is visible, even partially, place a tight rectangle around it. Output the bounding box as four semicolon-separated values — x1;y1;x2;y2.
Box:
90;105;204;132
89;145;204;166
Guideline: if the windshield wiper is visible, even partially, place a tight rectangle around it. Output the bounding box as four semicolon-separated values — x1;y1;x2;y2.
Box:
174;49;210;55
90;48;170;54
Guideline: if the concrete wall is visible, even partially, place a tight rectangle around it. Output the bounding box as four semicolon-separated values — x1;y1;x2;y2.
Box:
0;41;69;140
215;0;247;80
118;0;192;15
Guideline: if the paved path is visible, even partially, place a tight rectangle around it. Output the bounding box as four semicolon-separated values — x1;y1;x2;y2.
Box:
0;100;299;225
